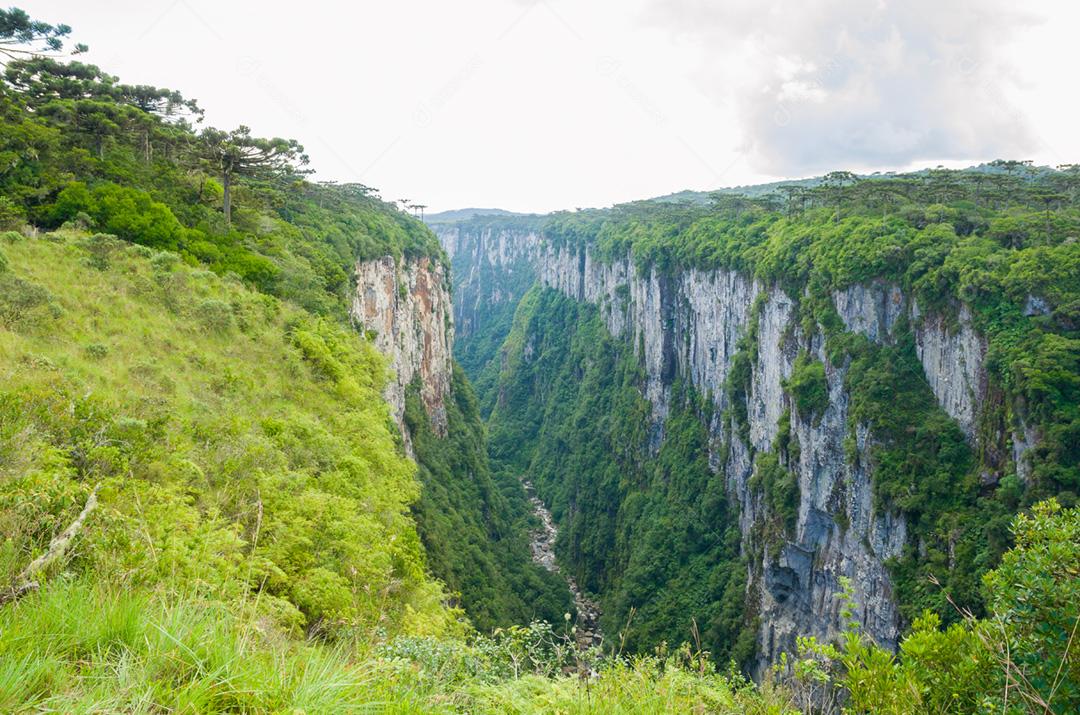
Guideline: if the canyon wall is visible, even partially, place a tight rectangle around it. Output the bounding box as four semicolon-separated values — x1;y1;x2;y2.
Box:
436;221;1038;672
351;255;454;452
439;223;540;342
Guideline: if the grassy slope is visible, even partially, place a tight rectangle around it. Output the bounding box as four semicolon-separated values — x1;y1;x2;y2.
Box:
0;63;569;632
0;231;456;636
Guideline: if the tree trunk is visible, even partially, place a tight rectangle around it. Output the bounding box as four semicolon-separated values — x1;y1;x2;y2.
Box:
223;170;231;230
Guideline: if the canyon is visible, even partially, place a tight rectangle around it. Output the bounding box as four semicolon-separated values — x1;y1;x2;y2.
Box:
430;217;1038;673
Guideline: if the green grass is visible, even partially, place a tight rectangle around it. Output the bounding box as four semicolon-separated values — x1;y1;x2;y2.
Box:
0;579;795;713
0;230;456;638
0;579;385;712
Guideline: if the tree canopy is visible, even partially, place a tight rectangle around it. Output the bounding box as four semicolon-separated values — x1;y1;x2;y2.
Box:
0;6;86;59
200;125;309;227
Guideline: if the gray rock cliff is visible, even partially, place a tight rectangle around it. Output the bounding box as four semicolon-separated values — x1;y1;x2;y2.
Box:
434;222;1039;670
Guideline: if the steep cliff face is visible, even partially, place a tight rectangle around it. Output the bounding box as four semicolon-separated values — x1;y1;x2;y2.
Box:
433;223;540;403
351;255;453;450
534;247;911;669
350;251;573;629
441;223;1039;671
438;223;540;342
834;283;987;442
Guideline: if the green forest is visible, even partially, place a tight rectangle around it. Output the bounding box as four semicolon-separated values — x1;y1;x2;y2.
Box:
0;7;1077;713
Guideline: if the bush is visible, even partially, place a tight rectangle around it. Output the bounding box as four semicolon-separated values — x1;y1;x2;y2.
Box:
79;233;122;270
786;352;829;420
0;196;24;230
194;299;234;333
0;274;59;328
50;182;184;251
981;499;1079;712
149;250;180;273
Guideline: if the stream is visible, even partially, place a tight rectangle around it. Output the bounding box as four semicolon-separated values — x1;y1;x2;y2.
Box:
522;479;603;652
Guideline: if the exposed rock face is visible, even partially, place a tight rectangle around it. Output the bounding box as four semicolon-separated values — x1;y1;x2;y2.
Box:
833;281;905;345
538;252;909;672
832;284;988;442
351;256;453;451
911;303;987;442
440;226;1034;672
435;224;539;341
834;284;1038;483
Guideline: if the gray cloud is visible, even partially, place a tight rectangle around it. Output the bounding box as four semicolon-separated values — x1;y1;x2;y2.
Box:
644;0;1039;175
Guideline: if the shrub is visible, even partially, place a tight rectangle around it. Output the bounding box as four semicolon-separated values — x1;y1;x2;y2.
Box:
194;299;234;333
981;499;1079;712
79;233;122;270
291;567;353;624
0;196;24;230
786;352;829;420
149;251;180;273
0;275;59;328
50;182;184;250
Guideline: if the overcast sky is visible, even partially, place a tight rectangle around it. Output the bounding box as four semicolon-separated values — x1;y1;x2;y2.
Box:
28;0;1080;213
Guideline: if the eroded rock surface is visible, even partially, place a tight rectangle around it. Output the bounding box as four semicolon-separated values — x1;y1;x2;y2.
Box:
351;256;453;452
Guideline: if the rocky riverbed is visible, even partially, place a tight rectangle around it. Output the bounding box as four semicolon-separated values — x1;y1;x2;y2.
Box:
522;479;603;651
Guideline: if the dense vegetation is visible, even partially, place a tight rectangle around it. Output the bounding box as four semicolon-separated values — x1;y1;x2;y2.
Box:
0;11;572;636
521;165;1080;626
0;231;459;640
405;368;572;630
487;288;757;665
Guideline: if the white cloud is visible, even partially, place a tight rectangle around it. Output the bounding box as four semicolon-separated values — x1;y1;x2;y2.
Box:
643;0;1039;174
19;0;1077;210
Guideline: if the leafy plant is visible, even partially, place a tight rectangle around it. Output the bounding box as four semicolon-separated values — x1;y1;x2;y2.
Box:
786;352;828;421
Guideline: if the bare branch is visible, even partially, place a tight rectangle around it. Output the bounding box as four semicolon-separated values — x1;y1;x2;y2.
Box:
1;483;102;605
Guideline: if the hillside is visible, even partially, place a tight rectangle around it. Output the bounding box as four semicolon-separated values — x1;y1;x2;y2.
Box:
0;230;456;634
0;35;574;633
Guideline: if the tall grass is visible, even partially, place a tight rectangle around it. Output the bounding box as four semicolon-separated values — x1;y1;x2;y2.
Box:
0;579;389;712
0;579;795;713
